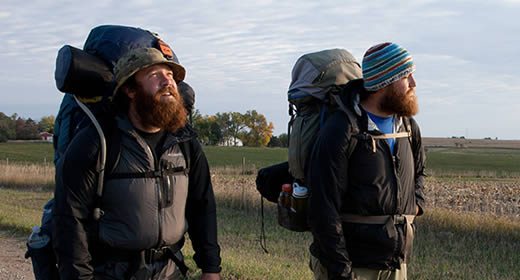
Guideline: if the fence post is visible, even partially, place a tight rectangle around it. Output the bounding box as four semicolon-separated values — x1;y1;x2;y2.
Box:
242;157;245;175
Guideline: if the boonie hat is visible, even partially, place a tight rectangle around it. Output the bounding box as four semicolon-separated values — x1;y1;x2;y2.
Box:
113;47;186;96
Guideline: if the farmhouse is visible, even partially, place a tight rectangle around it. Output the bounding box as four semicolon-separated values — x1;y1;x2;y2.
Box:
40;132;53;142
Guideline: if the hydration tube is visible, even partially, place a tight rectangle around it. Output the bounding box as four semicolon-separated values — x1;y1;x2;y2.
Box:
72;95;106;220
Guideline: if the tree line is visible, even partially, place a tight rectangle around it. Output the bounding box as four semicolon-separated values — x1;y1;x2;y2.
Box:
191;109;284;147
0;112;55;142
0;110;288;147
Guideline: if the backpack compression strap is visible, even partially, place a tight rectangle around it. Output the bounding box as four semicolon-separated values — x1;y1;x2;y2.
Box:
105;140;191;180
106;167;189;179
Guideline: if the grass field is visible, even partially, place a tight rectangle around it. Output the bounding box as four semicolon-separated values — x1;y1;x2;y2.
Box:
0;141;519;279
0;142;54;164
426;147;520;177
1;142;519;177
0;174;519;279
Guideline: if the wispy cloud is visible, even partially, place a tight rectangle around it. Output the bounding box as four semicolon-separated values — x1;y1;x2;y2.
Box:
0;0;519;139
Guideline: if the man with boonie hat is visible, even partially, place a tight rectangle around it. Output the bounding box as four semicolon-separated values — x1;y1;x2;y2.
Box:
54;44;222;280
307;42;426;280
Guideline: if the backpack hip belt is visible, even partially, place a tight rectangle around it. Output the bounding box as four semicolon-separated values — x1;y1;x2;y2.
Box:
341;213;415;253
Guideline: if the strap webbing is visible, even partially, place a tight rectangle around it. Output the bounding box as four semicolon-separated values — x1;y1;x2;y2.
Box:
368;131;411;153
372;132;411;139
341;214;415;224
107;167;188;180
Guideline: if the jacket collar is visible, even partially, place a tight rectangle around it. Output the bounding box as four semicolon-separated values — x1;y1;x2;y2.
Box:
116;115;196;146
348;80;405;134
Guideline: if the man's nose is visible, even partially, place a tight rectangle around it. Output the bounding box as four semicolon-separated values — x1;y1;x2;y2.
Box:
409;74;416;88
160;72;176;88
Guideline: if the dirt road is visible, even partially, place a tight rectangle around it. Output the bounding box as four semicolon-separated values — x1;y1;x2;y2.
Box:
0;232;34;280
0;233;34;280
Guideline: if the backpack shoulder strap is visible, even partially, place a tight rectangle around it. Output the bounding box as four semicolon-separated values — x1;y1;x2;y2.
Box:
104;119;121;176
106;136;191;180
402;117;418;159
331;93;359;159
178;140;191;173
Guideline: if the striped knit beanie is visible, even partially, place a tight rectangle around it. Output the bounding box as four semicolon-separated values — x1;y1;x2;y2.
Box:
362;42;415;91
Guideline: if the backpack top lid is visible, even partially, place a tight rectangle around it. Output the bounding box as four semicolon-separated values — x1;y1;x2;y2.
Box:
54;25;181;100
54;45;114;99
83;25;181;71
287;48;362;105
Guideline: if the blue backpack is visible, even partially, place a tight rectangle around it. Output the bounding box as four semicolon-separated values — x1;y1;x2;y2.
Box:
26;25;183;280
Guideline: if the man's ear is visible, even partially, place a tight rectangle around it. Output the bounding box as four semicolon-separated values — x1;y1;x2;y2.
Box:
122;85;136;99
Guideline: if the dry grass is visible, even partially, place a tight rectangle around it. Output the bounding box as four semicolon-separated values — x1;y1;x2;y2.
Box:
426;179;520;221
1;166;519;279
0;162;54;189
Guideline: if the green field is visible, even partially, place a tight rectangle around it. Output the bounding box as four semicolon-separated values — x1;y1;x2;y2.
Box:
1;142;519;279
0;142;54;164
2;142;519;177
426;147;520;177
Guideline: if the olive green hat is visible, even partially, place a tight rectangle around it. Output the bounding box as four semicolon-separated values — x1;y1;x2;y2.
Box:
113;47;186;96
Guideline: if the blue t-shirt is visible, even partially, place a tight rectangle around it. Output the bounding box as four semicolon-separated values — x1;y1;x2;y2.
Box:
366;111;395;154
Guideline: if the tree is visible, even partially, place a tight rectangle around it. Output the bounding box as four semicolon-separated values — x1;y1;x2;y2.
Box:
278;133;289;148
241;110;274;147
267;133;289;148
192;109;274;147
0;112;16;142
267;135;281;147
209;121;223;145
16;117;40;140
192;112;212;144
229;112;247;146
38;115;56;133
192;113;223;145
214;112;232;145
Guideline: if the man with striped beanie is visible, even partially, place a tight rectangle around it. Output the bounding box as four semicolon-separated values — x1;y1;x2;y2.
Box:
307;42;425;280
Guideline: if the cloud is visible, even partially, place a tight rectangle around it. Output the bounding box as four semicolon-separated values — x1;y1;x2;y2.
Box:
1;0;519;139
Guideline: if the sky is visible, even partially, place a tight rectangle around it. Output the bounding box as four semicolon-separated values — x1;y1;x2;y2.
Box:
1;0;519;140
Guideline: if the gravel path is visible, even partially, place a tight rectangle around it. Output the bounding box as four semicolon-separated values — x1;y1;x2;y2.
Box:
0;233;34;280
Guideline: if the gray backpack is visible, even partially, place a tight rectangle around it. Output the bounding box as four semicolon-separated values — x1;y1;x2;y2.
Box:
287;49;363;182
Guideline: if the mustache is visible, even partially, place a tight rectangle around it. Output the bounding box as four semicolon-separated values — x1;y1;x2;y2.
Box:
156;85;178;96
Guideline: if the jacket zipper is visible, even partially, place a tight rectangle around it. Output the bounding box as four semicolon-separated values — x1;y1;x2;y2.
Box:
380;131;402;214
145;144;163;248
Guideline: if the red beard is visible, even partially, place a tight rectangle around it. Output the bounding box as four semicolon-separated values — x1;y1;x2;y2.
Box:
380;87;419;118
133;84;187;132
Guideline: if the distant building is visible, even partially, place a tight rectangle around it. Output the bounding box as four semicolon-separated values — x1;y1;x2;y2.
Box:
40;132;53;142
218;137;243;147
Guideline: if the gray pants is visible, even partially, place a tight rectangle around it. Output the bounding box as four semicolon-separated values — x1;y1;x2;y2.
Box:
310;254;407;280
94;258;182;280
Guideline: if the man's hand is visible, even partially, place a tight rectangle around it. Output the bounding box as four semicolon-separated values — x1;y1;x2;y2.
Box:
200;272;220;280
416;205;420;215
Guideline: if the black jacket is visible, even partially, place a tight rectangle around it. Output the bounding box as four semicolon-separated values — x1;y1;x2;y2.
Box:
52;117;221;279
307;81;426;279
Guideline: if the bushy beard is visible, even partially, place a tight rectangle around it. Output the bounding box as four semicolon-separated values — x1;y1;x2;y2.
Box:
380;86;419;117
133;83;187;132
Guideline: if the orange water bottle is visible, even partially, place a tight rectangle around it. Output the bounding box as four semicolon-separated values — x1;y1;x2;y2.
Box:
278;183;293;208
